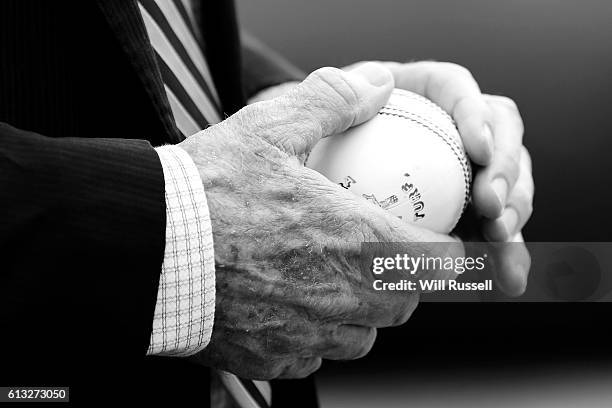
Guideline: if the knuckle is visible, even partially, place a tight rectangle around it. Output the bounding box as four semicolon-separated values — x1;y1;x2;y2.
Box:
311;66;359;105
351;328;377;359
490;96;522;121
453;95;490;124
486;96;524;132
309;357;323;374
227;102;266;136
283;358;322;379
526;202;534;221
497;150;521;181
513;183;533;204
301;357;323;377
512;186;534;218
257;360;286;380
521;145;531;159
520;145;533;169
391;297;418;326
308;66;359;126
328;326;378;360
442;62;473;79
497;95;519;111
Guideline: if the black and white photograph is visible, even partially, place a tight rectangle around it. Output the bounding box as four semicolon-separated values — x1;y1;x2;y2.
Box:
1;0;611;406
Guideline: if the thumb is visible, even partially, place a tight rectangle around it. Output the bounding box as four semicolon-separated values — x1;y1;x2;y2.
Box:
233;62;394;157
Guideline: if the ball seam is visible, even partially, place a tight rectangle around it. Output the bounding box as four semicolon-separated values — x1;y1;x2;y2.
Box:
378;110;471;230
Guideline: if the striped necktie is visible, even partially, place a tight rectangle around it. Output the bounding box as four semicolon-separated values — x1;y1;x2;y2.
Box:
139;0;221;132
137;1;273;407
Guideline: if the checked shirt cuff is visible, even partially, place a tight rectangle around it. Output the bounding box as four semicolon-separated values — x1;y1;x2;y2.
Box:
147;145;215;356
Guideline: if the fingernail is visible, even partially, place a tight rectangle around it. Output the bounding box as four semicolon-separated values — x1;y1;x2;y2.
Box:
491;178;508;209
483;123;494;158
350;62;393;87
499;207;519;240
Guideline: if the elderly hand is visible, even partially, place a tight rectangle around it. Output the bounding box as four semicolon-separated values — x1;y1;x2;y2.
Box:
254;61;534;296
377;61;534;296
181;63;462;379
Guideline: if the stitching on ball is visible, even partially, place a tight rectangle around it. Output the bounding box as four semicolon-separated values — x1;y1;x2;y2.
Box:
379;109;471;206
379;108;472;208
377;110;472;230
383;106;464;157
390;89;454;123
379;106;472;195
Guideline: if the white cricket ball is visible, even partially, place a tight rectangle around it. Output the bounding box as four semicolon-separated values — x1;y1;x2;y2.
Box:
306;88;472;234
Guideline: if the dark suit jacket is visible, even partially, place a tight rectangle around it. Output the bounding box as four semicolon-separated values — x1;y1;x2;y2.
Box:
0;1;316;405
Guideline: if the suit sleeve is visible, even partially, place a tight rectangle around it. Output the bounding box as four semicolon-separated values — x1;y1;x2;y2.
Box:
0;122;166;379
241;33;306;99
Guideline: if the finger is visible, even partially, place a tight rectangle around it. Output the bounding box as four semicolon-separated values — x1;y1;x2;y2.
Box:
278;357;323;379
520;143;533;173
472;96;524;219
381;61;494;165
483;147;534;241
490;237;531;296
234;63;394;157
345;211;465;327
351;290;420;328
318;325;377;360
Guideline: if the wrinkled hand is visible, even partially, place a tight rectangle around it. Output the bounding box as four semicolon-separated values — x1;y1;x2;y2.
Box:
372;61;534;296
180;63;462;379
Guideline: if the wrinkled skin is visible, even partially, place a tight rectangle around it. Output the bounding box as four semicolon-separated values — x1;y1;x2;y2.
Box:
181;64;461;379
